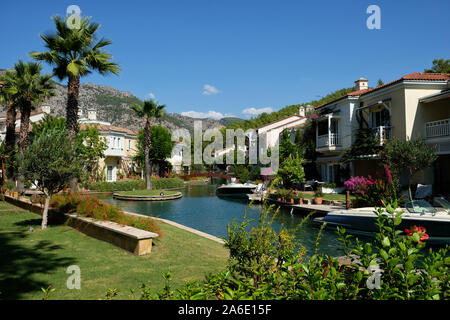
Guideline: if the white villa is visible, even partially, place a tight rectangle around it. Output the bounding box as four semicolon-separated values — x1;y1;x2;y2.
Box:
314;72;450;193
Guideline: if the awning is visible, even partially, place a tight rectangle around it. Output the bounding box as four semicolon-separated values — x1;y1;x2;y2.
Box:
419;90;450;103
316;154;343;164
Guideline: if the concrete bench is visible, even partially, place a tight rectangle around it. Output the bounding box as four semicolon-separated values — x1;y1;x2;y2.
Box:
66;214;159;256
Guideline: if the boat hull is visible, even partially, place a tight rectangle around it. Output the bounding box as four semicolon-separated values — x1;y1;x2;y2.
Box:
316;211;450;244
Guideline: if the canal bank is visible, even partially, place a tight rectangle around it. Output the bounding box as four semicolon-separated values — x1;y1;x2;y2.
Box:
96;183;346;257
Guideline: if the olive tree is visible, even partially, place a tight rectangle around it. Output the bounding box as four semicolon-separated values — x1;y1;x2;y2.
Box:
19;129;82;229
381;138;437;200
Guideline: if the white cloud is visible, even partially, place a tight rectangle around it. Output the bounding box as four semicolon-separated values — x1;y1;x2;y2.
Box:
242;107;273;116
147;93;156;100
181;110;233;120
202;84;220;95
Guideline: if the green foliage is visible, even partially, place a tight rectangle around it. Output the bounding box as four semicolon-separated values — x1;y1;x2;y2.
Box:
88;180;145;191
424;58;450;73
150;177;184;189
279;130;302;160
133;201;449;300
343;128;381;161
134;126;174;175
381;138;437;199
19;129;81;196
276;154;305;187
30;114;66;140
30;15;120;81
233;165;250;182
314;187;324;198
75;125;108;181
88;177;184;191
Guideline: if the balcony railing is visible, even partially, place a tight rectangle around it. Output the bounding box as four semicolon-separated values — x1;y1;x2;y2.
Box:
317;133;340;148
425;118;450;139
374;126;392;145
105;147;124;157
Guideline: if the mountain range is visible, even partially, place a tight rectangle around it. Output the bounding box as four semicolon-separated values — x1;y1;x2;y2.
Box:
0;72;242;133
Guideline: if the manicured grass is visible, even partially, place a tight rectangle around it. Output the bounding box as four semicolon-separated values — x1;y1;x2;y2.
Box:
115;189;180;197
0;202;229;300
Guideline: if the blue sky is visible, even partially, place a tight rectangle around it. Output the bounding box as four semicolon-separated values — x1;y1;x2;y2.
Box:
1;0;449;119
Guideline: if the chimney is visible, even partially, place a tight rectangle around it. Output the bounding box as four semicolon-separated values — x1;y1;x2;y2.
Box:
355;77;368;91
87;109;97;121
299;106;305;117
41;105;51;114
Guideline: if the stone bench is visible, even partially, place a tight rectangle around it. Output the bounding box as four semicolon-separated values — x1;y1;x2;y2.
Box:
66;214;159;256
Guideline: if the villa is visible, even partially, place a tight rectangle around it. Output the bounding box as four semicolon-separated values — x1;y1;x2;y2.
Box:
78;109;139;182
314;72;450;193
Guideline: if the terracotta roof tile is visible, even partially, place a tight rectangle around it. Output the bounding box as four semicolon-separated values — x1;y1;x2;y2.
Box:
80;123;138;136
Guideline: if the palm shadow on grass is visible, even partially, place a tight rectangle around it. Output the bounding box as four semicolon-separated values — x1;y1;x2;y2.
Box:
0;231;76;300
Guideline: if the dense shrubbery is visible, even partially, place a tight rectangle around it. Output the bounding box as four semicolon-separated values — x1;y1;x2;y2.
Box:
344;165;398;207
151;177;184;190
88;177;184;192
132;201;449;300
88;180;145;192
50;192;162;235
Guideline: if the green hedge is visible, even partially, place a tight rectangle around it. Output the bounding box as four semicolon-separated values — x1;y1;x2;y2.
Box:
88;178;184;192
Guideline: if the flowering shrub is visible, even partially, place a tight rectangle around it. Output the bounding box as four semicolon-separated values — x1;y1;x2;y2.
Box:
344;165;397;207
50;193;162;235
405;226;429;243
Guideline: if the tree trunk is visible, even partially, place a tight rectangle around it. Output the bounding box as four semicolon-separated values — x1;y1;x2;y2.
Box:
18;100;32;152
5;101;16;153
5;101;17;180
66;75;80;140
144;118;152;190
41;193;51;230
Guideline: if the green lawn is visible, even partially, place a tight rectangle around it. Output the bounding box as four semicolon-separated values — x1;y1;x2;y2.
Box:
0;201;228;300
115;189;180;197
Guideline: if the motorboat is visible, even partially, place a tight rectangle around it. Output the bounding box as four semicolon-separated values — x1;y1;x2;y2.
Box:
314;199;450;244
216;178;258;199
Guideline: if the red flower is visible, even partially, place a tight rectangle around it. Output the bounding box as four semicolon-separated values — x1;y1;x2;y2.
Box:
405;226;429;243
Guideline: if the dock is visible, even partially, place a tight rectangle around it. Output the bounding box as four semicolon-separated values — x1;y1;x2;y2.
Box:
247;195;346;216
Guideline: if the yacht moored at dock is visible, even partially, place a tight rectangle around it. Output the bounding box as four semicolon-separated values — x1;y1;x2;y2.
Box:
314;199;450;244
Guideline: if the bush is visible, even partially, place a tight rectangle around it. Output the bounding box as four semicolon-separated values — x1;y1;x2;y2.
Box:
88;180;145;192
150;177;184;189
134;201;449;300
50;192;162;235
88;177;184;191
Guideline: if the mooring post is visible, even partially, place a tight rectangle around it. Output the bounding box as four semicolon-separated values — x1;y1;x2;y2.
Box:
346;191;351;209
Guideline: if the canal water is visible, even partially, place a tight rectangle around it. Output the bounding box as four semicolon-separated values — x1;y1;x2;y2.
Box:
97;183;345;257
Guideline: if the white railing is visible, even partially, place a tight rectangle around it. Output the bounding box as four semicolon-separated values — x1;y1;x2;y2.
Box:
105;147;124;157
425;118;450;138
374;126;392;145
317;133;340;148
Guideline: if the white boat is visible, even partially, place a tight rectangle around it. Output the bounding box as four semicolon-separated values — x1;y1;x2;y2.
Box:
314;199;450;244
216;179;258;199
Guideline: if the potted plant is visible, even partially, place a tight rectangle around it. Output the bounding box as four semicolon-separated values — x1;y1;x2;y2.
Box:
314;187;324;205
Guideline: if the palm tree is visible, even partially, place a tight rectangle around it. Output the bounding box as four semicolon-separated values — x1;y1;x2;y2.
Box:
0;70;18;154
130;100;166;189
30;15;120;139
11;61;55;151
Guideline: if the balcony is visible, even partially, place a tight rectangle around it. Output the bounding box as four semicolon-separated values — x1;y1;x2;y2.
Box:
104;147;124;157
425;118;450;139
374;126;392;145
317;133;340;148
